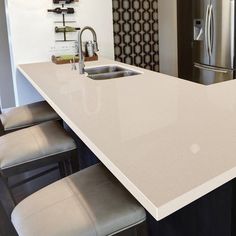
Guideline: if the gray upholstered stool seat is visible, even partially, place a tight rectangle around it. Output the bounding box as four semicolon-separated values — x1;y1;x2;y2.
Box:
0;121;77;174
0;120;78;207
11;163;146;236
0;101;60;133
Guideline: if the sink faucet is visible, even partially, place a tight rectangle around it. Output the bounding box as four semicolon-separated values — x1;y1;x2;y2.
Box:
77;26;99;74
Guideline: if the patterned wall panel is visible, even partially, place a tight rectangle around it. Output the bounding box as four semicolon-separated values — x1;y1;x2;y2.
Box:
112;0;159;72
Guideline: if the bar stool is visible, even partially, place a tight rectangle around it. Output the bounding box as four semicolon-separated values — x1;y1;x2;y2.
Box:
11;163;147;236
0;101;60;136
0;121;78;205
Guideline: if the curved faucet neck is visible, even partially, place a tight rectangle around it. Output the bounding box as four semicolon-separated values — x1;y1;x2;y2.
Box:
78;26;98;74
80;26;98;43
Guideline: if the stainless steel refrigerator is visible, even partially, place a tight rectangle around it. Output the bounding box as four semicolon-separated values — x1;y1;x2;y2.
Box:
192;0;235;85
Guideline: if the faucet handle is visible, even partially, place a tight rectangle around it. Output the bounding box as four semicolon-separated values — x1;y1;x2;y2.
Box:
70;57;77;70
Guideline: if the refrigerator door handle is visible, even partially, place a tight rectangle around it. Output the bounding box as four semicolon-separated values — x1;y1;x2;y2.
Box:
208;4;214;57
205;4;210;57
194;63;231;74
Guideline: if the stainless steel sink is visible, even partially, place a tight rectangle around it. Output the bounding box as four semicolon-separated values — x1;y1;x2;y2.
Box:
85;66;128;74
85;65;141;80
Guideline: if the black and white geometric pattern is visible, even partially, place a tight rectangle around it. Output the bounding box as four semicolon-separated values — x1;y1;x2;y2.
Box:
112;0;159;72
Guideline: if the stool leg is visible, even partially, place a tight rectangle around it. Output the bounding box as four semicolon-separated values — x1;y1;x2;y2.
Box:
1;177;17;207
58;162;67;178
0;120;4;137
70;149;79;173
115;221;148;236
64;159;72;176
136;221;148;236
58;119;64;128
0;198;18;234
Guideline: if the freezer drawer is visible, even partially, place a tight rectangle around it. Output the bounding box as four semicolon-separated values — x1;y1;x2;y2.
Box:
193;63;234;85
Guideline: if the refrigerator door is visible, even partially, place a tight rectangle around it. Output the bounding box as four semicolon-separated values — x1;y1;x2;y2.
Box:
194;63;234;85
209;0;235;69
192;0;211;66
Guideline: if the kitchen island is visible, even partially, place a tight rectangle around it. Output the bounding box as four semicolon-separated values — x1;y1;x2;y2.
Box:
18;58;236;235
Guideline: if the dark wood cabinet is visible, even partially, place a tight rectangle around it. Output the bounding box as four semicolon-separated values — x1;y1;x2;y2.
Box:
177;0;193;81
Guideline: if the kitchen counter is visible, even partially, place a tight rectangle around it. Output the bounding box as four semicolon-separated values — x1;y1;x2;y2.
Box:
18;58;236;221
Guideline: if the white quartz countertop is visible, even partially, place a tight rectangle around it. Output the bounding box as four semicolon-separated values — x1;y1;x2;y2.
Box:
18;58;236;221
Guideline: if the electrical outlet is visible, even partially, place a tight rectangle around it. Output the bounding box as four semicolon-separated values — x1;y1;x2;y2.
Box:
49;43;77;55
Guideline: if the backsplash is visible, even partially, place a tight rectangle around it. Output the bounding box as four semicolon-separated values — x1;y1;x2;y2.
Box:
112;0;159;72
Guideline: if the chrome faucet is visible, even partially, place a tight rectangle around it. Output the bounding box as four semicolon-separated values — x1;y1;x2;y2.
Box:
77;26;99;74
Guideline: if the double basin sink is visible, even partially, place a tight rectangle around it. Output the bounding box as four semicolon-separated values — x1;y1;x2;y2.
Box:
85;65;141;80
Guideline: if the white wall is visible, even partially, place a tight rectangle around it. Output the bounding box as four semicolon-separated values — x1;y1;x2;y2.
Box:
5;0;114;106
158;0;178;77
